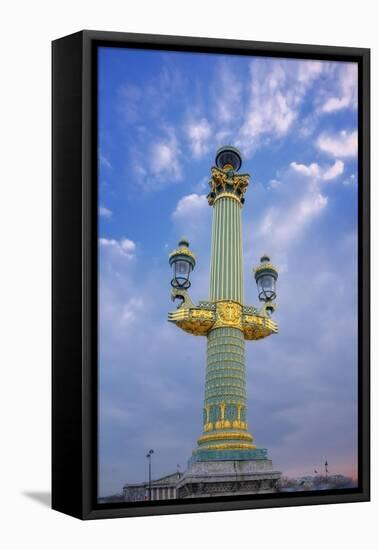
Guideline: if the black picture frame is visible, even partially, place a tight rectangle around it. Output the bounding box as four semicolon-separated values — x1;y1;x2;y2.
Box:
52;30;370;520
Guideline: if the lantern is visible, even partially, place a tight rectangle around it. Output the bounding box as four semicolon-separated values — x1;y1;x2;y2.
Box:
254;255;278;303
169;238;196;289
215;145;242;172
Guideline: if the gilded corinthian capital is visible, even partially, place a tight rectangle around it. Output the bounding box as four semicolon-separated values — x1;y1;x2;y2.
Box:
207;166;251;206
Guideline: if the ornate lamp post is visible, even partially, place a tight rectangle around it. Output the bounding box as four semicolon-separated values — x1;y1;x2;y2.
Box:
168;146;281;497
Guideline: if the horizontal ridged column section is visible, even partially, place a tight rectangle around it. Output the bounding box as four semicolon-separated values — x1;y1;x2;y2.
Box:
197;326;255;451
205;327;246;407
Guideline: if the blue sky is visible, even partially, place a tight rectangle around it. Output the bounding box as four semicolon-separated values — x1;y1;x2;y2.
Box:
98;47;358;497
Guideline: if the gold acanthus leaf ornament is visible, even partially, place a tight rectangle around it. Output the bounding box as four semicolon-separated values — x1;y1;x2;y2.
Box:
210;167;228;189
207;167;251;206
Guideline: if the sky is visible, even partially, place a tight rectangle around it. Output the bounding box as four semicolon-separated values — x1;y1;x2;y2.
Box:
98;46;358;497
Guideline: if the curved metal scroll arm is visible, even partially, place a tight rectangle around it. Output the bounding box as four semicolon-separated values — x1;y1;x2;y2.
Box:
171;287;196;309
258;302;277;318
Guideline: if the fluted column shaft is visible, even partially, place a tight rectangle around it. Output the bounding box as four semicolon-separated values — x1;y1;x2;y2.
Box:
197;194;255;454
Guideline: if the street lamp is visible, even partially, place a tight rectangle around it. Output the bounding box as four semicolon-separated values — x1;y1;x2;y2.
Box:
146;449;154;501
167;146;281;496
169;238;196;290
254;254;278;304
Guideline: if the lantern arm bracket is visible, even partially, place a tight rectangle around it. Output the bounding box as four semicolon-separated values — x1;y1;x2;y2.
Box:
168;298;278;339
171;287;196;309
168;296;216;337
258;301;277;317
242;303;278;341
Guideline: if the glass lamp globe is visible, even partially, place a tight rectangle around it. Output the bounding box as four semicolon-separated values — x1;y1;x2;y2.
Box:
254;254;278;302
169;238;196;290
215;145;242;172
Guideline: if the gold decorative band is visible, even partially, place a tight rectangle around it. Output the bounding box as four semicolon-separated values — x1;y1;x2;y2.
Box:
201;443;256;451
253;261;278;276
198;432;253;445
214;298;243;306
213;192;242;205
203;420;248;432
169;247;196;261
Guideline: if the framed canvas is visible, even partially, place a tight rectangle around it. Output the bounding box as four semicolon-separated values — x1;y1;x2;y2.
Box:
52;30;370;520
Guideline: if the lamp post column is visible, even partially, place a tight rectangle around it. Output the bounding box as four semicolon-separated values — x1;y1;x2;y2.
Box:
169;146;281;496
168;146;281;496
195;147;255;460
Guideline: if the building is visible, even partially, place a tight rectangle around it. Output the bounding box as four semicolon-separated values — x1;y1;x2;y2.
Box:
123;472;183;502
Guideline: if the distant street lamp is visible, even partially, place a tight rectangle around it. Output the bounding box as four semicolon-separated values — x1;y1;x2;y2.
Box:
146;449;154;500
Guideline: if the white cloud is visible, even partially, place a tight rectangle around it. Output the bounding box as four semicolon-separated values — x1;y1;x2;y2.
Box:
150;131;182;181
322;97;350;113
214;129;232;144
99;237;136;259
323;160;344;181
268;178;281;190
99;152;112;169
151;143;174;171
320;64;358;113
236;59;326;154
119;84;142;122
316;130;357;158
193;176;209;193
118;64;187;123
186;118;211;158
253;157;338;261
343;174;357;187
133;161;147;178
290;159;344;181
296;60;324;83
99;205;112;218
213;60;243;124
258;192;327;250
120;297;145;324
290;162;321;178
132;129;183;189
172;193;208;219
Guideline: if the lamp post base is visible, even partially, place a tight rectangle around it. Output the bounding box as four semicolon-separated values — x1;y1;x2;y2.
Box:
176;454;281;498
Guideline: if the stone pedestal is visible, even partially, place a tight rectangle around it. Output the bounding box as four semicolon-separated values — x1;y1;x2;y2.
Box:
176;452;281;499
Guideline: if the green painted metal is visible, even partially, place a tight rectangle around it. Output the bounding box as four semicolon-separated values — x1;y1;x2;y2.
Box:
168;149;280;470
191;448;268;463
209;196;243;303
193;167;258;460
204;327;246;407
